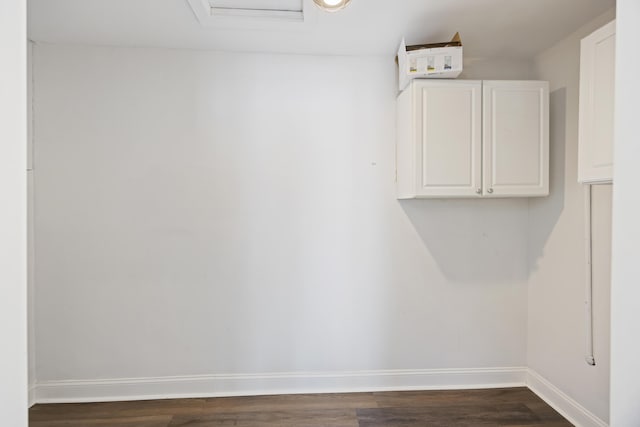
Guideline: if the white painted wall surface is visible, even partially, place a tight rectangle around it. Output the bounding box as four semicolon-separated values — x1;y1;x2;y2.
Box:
0;0;29;424
33;44;532;394
528;9;615;424
610;0;640;425
28;40;37;407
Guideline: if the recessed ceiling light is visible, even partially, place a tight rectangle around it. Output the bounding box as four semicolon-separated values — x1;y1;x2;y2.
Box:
313;0;352;13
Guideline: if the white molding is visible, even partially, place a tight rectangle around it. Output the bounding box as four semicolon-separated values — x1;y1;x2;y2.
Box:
34;367;526;404
28;385;36;408
526;369;608;427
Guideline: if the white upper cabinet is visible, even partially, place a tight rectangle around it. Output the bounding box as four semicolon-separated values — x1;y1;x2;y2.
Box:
397;80;549;199
579;20;616;184
397;80;482;198
483;81;549;197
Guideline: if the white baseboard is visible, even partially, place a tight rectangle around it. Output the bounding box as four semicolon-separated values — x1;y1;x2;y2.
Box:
28;384;36;408
526;369;608;427
34;367;526;404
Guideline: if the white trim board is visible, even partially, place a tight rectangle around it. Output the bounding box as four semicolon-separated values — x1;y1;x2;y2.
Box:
526;369;608;427
28;385;36;408
34;367;526;404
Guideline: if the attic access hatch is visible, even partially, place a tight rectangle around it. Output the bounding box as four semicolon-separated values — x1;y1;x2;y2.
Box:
188;0;318;27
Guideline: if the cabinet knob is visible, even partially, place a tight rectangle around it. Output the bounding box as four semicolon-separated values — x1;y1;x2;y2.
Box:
488;188;494;194
475;188;482;194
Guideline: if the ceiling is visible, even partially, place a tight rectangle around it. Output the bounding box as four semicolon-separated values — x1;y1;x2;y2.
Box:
28;0;615;58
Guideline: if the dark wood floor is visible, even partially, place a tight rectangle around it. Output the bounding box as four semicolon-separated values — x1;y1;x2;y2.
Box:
29;387;573;427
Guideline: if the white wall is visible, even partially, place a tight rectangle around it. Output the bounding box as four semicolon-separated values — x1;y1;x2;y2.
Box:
32;43;533;397
0;0;29;424
528;9;615;424
27;40;37;407
610;0;640;425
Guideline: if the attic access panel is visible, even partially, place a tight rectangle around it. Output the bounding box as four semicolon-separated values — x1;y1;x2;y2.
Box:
188;0;312;25
211;0;302;19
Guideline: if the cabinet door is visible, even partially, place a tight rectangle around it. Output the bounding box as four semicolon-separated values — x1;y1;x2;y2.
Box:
413;80;482;197
482;81;549;197
579;20;616;184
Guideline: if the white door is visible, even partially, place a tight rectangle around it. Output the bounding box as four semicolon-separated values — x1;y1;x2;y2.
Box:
579;20;616;184
413;80;482;197
482;81;549;197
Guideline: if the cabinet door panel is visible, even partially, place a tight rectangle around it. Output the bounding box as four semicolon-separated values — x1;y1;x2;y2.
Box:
483;81;549;197
414;81;482;197
579;20;615;183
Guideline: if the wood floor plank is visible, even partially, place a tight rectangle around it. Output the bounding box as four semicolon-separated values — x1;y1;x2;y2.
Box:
373;388;540;408
29;415;172;427
357;403;542;426
202;392;378;414
522;401;573;425
29;399;206;421
169;408;359;427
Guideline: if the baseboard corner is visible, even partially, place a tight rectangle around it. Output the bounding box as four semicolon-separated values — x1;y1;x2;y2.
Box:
526;369;608;427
